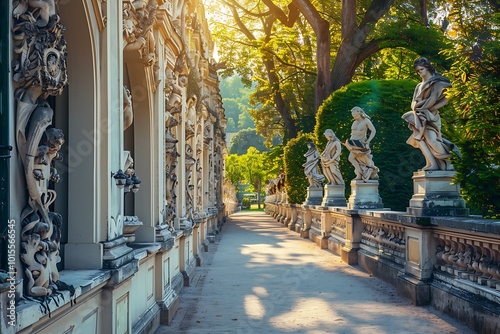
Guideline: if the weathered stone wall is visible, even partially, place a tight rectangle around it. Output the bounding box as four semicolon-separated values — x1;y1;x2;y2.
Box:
265;201;500;333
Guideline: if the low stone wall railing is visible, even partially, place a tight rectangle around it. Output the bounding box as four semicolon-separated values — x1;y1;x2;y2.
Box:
265;201;500;333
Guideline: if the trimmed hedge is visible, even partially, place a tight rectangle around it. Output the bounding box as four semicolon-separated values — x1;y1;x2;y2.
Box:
314;80;423;211
284;133;316;205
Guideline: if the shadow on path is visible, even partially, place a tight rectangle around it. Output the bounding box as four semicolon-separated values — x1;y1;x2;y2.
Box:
155;211;474;334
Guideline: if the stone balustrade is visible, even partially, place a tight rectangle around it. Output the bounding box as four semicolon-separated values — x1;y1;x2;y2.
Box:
264;198;500;333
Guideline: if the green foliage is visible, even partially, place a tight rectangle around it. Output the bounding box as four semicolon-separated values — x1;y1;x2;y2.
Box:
225;147;279;207
225;154;244;187
241;197;251;209
315;80;422;211
240;147;265;194
229;128;267;155
220;76;254;132
375;21;452;70
440;11;500;218
283;133;315;205
263;145;284;179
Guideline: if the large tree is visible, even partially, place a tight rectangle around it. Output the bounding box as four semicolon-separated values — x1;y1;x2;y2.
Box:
209;0;449;141
229;128;267;154
440;1;500;217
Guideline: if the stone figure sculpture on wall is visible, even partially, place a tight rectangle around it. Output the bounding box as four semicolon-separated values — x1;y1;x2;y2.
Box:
123;0;158;66
165;112;179;226
123;85;134;130
265;169;285;196
185;95;197;139
303;142;325;187
185;144;196;221
402;57;457;171
196;159;203;212
344;107;379;182
321;129;344;185
21;124;66;297
12;0;71;297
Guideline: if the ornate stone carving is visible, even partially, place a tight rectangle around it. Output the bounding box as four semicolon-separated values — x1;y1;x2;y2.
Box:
123;0;158;66
434;235;500;289
123;85;134;131
303;142;324;187
402;57;458;171
321;129;344;185
344;106;379;182
185;95;197;139
266;169;285;196
20;127;65;297
12;0;70;297
196;158;202;212
165;112;179;227
184;144;197;226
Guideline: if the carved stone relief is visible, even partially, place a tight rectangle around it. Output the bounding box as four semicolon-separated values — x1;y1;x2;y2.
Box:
12;0;70;297
185;144;196;220
123;85;134;131
185;95;197;139
123;0;158;66
164;112;179;228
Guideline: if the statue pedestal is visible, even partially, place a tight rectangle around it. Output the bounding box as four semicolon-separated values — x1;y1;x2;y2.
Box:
304;186;323;205
322;184;347;207
348;180;383;210
407;170;469;217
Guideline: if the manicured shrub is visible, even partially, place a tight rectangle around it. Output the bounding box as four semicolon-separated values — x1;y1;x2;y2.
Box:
284;133;315;204
314;80;421;211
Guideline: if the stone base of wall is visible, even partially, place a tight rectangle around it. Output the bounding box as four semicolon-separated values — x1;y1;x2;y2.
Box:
341;246;358;265
327;236;342;256
358;249;403;288
396;273;430;306
431;280;500;334
359;250;431;305
309;228;328;248
133;303;161;334
160;296;179;325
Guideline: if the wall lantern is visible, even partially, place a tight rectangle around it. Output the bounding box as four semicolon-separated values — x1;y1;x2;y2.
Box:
112;169;128;189
124;176;134;193
131;175;142;193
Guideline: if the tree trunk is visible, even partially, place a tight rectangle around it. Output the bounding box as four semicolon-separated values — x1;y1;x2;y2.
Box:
257;186;261;209
293;0;330;112
263;57;298;139
419;0;428;26
330;0;395;92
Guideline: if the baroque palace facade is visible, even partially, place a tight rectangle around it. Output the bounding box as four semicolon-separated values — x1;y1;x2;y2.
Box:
0;1;227;333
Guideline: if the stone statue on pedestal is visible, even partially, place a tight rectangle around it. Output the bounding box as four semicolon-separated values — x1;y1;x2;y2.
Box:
402;57;458;171
320;129;347;207
402;57;468;217
321;129;344;185
344;107;379;182
303;142;325;187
